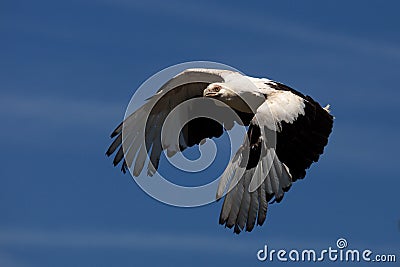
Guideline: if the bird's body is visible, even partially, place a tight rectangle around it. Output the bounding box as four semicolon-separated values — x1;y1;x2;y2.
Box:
106;68;333;234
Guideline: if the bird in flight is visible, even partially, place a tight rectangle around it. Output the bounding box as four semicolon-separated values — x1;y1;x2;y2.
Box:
106;68;334;234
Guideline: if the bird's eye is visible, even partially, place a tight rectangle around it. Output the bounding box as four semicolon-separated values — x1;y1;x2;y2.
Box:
213;86;221;92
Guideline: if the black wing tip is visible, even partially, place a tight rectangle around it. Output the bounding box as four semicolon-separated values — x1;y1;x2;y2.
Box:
245;226;255;232
234;225;242;234
225;222;234;229
109;157;128;174
110;122;123;138
219;217;257;234
283;184;292;192
121;162;127;174
110;128;121;138
274;194;284;203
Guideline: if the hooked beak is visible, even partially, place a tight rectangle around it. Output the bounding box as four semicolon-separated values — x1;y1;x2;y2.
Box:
204;91;220;97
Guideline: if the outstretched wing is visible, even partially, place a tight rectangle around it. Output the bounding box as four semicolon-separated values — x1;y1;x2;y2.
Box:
218;83;333;233
106;68;245;176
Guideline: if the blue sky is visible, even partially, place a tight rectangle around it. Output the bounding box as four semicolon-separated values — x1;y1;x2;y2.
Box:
1;0;399;266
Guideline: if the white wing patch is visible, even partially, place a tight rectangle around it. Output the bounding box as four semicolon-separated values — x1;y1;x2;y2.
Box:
256;90;306;131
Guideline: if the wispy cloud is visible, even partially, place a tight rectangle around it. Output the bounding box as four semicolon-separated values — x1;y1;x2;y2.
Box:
0;93;123;128
5;0;399;60
0;252;27;267
0;228;253;254
101;0;400;59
